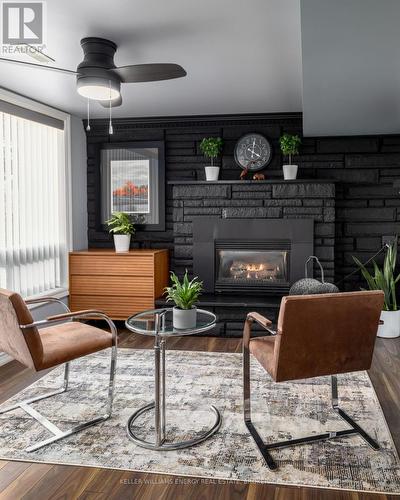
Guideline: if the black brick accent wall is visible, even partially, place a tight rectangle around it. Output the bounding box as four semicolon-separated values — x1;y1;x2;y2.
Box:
86;112;400;291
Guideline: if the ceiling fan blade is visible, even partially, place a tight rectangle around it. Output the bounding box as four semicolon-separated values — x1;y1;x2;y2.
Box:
112;63;186;83
99;95;122;108
0;57;77;75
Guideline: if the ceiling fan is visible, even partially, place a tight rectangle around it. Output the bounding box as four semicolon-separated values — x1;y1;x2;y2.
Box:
0;37;187;108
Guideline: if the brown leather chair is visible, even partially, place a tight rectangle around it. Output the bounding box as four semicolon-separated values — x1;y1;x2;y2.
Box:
0;289;117;452
243;290;384;470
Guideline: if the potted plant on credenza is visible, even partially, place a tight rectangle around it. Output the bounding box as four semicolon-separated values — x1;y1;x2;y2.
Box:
353;241;400;338
165;270;203;329
105;211;135;252
279;133;301;180
200;137;224;181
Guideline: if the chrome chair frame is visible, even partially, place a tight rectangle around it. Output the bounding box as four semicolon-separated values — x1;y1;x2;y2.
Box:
0;297;117;452
243;313;379;470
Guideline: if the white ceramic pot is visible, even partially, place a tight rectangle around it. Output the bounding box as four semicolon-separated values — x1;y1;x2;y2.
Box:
204;166;220;181
377;310;400;338
283;164;298;180
173;306;197;329
113;234;131;253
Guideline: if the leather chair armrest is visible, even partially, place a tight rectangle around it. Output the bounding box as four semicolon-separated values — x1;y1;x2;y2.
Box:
243;312;276;350
20;309;118;343
47;310;101;321
247;312;273;329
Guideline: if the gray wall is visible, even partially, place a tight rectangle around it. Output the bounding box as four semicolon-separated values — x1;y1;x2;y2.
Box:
70;115;88;250
301;0;400;136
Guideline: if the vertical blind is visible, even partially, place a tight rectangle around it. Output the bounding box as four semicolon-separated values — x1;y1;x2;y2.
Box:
0;111;67;297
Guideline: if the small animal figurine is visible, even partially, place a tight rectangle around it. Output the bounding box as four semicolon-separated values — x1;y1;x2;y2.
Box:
253;173;265;180
240;168;249;180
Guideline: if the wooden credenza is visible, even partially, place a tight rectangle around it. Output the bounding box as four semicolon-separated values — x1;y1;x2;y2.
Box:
69;249;169;320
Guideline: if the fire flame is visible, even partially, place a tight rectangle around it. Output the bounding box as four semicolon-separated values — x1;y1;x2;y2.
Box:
229;261;279;280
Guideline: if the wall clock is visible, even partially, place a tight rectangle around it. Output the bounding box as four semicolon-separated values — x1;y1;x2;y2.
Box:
234;133;272;171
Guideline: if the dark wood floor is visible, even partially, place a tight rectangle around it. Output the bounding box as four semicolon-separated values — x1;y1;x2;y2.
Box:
0;331;399;500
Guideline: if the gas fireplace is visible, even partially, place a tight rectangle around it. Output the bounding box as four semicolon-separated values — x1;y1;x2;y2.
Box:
215;242;290;293
193;218;313;295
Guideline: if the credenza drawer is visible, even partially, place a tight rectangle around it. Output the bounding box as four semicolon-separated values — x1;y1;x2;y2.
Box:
70;254;154;276
69;295;154;320
70;275;154;297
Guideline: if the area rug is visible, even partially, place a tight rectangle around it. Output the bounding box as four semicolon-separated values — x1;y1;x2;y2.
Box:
0;348;399;494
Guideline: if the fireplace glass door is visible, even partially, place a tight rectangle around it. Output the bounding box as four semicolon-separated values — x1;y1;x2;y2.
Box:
215;242;290;293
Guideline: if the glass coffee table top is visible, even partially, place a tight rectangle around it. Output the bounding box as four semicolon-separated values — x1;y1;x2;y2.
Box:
125;308;216;337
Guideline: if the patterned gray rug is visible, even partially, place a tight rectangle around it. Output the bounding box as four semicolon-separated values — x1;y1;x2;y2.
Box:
0;348;399;494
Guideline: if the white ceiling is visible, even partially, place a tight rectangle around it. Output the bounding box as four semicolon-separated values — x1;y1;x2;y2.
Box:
0;0;302;118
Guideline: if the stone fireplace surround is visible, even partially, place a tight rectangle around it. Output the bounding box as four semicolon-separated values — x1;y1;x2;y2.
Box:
155;179;335;336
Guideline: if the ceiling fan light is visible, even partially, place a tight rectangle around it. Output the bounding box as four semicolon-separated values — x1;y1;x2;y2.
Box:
77;76;120;101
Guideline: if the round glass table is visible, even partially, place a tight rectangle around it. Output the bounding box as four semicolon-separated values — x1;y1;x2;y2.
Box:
125;308;222;450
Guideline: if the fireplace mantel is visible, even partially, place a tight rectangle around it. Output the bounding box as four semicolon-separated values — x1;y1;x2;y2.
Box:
168;179;337;185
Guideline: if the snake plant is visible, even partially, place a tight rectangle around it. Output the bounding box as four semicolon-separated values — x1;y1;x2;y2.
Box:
353;241;400;311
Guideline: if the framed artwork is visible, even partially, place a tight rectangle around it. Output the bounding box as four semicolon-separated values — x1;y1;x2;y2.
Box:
110;159;150;214
100;141;165;232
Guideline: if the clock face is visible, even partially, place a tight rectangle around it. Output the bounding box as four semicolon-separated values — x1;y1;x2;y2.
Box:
234;133;272;171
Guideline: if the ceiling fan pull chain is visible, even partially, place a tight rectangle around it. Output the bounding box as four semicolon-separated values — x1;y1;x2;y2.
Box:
86;98;91;132
108;81;113;135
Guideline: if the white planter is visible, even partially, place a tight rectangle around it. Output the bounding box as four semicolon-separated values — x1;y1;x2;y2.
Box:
377;310;400;338
113;234;131;253
173;306;197;329
204;166;220;181
283;164;298;180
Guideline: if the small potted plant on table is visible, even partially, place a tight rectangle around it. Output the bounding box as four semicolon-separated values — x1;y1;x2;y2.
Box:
105;211;135;253
279;133;301;180
165;270;203;329
353;241;400;338
200;137;224;181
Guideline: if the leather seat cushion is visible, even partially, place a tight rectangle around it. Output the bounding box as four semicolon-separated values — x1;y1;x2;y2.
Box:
249;336;276;378
38;322;113;370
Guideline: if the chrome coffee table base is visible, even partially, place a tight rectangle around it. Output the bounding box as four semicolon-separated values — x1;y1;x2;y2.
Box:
127;402;222;451
125;309;222;450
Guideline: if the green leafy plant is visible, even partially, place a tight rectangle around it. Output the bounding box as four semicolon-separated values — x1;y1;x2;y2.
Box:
199;137;224;166
105;211;135;235
164;270;203;310
279;133;301;165
353;241;400;311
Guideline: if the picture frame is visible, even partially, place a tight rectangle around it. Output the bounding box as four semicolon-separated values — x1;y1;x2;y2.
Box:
99;141;165;232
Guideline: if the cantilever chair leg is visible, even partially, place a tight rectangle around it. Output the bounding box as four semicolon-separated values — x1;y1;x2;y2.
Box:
243;340;277;470
243;346;380;470
0;327;117;453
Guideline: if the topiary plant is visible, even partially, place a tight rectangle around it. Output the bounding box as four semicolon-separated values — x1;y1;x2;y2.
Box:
199;137;224;166
105;211;135;235
279;133;301;165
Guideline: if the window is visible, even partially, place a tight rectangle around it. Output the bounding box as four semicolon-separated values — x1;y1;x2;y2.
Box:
0;97;70;298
